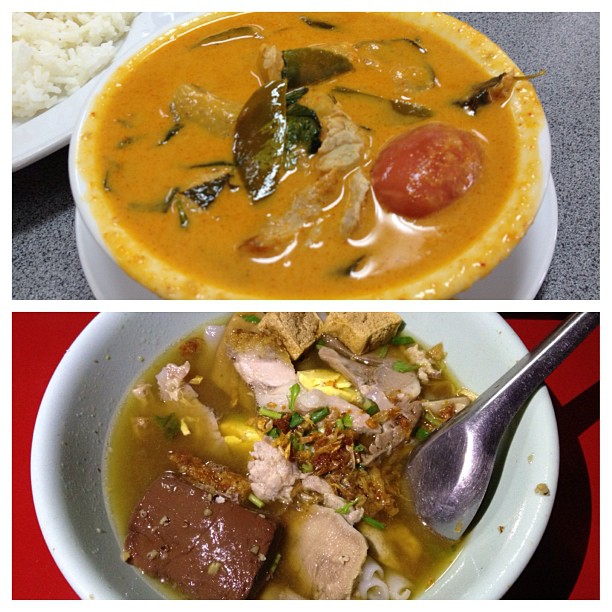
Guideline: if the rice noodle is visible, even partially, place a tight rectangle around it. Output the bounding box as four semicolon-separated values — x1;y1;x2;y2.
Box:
354;556;412;600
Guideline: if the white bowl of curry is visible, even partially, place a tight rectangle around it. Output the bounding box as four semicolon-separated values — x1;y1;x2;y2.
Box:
69;12;550;299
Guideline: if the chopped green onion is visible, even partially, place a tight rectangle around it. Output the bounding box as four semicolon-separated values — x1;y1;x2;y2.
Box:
363;400;379;416
241;314;261;324
336;418;345;431
316;339;326;349
289;412;305;428
414;426;430;441
258;407;283;419
299;461;314;473
288;383;301;411
342;413;353;428
310;407;330;423
288;383;301;410
269;552;282;575
290;433;303;451
267;427;280;439
248;493;265;508
391;335;415;346
376;345;389;358
354;443;366;452
392;360;419;373
362;516;386;530
336;499;358;515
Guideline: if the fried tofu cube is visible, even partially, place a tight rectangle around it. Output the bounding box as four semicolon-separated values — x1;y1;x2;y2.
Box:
322;312;403;354
258;312;323;360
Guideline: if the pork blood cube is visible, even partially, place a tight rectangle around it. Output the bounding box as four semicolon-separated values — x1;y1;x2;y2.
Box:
124;472;280;599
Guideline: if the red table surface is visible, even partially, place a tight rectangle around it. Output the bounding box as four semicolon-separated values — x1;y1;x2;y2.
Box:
12;312;600;600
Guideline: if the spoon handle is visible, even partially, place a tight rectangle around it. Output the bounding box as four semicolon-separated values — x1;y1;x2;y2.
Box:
459;312;599;442
406;312;599;540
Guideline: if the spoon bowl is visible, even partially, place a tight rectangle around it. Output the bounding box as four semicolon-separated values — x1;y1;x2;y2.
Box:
405;312;599;540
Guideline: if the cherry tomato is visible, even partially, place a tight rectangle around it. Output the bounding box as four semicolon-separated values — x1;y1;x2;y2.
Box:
371;122;484;218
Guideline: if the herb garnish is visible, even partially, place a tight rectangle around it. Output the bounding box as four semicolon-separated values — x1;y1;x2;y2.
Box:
392;360;419;373
391;335;415;346
240;314;261;324
154;413;181;439
182;173;232;209
288;383;301;412
299;16;336;30
362;516;386;530
158;122;184;145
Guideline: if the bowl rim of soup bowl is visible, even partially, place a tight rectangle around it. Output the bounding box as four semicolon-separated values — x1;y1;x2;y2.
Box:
31;312;559;600
69;11;551;300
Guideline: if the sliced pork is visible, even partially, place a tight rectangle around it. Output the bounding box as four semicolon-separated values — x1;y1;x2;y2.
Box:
248;439;300;502
226;327;376;430
360;402;421;466
403;343;442;383
315;108;367;172
259;43;283;81
282;504;367;599
301;474;364;525
156;361;198;402
241;106;369;255
226;329;298;411
341;168;370;237
296;388;374;433
318;345;421;410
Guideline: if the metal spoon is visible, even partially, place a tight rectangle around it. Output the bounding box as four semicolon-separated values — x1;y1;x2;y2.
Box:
404;312;599;541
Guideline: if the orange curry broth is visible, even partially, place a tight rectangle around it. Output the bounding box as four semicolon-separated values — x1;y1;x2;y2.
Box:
82;12;519;298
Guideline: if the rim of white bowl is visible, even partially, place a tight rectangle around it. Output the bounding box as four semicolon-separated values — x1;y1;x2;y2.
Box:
31;313;125;599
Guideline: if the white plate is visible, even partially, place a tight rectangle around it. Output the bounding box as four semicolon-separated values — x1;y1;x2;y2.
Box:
455;175;558;300
31;312;559;599
12;13;192;172
75;174;557;300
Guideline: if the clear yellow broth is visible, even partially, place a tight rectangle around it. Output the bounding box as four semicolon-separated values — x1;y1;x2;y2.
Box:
104;320;463;599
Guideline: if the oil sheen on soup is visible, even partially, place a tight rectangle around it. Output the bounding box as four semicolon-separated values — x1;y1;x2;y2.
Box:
105;313;472;599
81;13;529;299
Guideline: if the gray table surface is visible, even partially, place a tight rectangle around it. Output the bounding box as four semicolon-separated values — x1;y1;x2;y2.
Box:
12;12;600;301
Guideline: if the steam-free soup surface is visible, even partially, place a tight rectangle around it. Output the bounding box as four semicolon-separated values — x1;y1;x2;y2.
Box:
105;318;463;599
83;12;520;298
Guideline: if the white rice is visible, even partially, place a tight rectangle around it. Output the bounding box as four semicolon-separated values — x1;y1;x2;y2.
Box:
12;12;137;119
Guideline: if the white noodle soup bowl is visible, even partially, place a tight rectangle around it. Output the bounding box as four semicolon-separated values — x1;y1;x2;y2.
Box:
31;312;559;599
